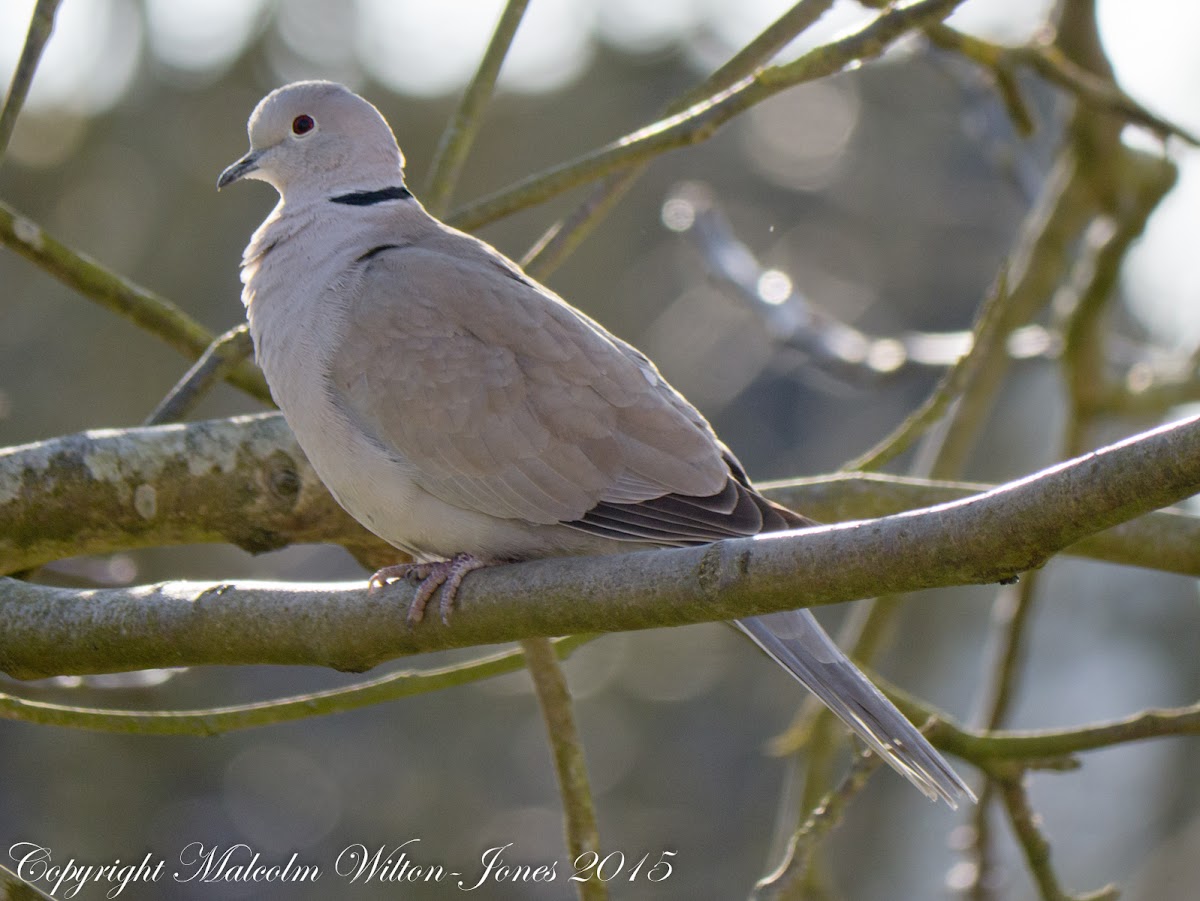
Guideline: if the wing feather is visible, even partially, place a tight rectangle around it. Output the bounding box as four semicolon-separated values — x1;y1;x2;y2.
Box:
327;232;729;526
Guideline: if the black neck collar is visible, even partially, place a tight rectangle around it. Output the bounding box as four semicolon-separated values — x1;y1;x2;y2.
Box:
329;185;412;206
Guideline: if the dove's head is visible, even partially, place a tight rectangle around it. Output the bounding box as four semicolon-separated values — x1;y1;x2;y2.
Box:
218;81;406;198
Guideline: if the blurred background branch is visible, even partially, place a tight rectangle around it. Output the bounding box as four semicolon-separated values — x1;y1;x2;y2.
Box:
448;0;970;233
0;635;595;735
0;0;59;161
522;0;839;278
996;770;1120;901
0;199;271;403
521;636;607;901
422;0;530;217
143;324;255;425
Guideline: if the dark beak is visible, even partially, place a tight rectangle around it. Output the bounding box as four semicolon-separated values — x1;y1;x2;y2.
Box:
217;151;260;189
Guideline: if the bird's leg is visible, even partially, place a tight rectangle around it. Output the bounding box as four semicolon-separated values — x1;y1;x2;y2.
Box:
434;554;490;623
368;553;489;625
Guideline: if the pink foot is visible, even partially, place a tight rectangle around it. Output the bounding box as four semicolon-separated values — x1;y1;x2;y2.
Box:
369;553;489;625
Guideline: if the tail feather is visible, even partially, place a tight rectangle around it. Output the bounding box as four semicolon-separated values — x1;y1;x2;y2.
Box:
735;610;974;808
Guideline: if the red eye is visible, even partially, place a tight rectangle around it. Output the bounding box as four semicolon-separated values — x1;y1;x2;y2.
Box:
292;115;315;135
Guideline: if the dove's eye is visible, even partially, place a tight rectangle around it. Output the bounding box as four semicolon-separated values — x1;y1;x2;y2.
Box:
292;115;315;136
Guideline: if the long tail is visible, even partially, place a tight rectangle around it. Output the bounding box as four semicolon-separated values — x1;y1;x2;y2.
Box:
735;610;973;807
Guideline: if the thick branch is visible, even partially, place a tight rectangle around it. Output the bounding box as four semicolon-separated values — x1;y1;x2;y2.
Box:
5;416;1197;579
0;413;393;575
1;414;1197;679
0;864;52;901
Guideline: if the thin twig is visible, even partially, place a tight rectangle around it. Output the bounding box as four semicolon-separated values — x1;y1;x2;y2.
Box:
1058;153;1177;433
144;325;255;425
730;673;1200;775
751;750;882;901
847;270;1012;471
1057;218;1123;442
974;575;1041;733
0;0;62;161
449;0;969;234
890;686;1200;763
520;637;606;901
523;0;837;277
423;0;530;216
1099;368;1200;416
965;572;1041;901
927;25;1200;147
996;772;1119;901
0;200;271;403
966;780;999;901
928;151;1094;476
0;636;594;735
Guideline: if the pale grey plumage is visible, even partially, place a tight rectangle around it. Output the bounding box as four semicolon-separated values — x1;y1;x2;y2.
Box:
220;80;972;807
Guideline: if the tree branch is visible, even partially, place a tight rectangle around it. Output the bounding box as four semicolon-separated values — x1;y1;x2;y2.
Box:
919;696;1200;764
0;635;593;735
927;24;1200;147
750;750;881;901
6;415;1198;580
846;269;1013;471
422;0;530;217
996;773;1119;901
144;325;255;425
522;0;837;277
1;414;1197;679
0;864;52;901
0;200;271;403
0;413;393;576
521;638;605;901
447;0;969;232
0;0;62;161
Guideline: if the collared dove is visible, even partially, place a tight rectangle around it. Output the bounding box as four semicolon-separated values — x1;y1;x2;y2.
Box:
219;80;972;807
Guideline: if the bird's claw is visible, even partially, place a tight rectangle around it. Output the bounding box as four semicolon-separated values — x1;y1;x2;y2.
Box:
368;553;488;625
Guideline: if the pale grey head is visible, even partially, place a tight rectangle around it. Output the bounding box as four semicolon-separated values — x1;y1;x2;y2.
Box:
217;80;406;197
